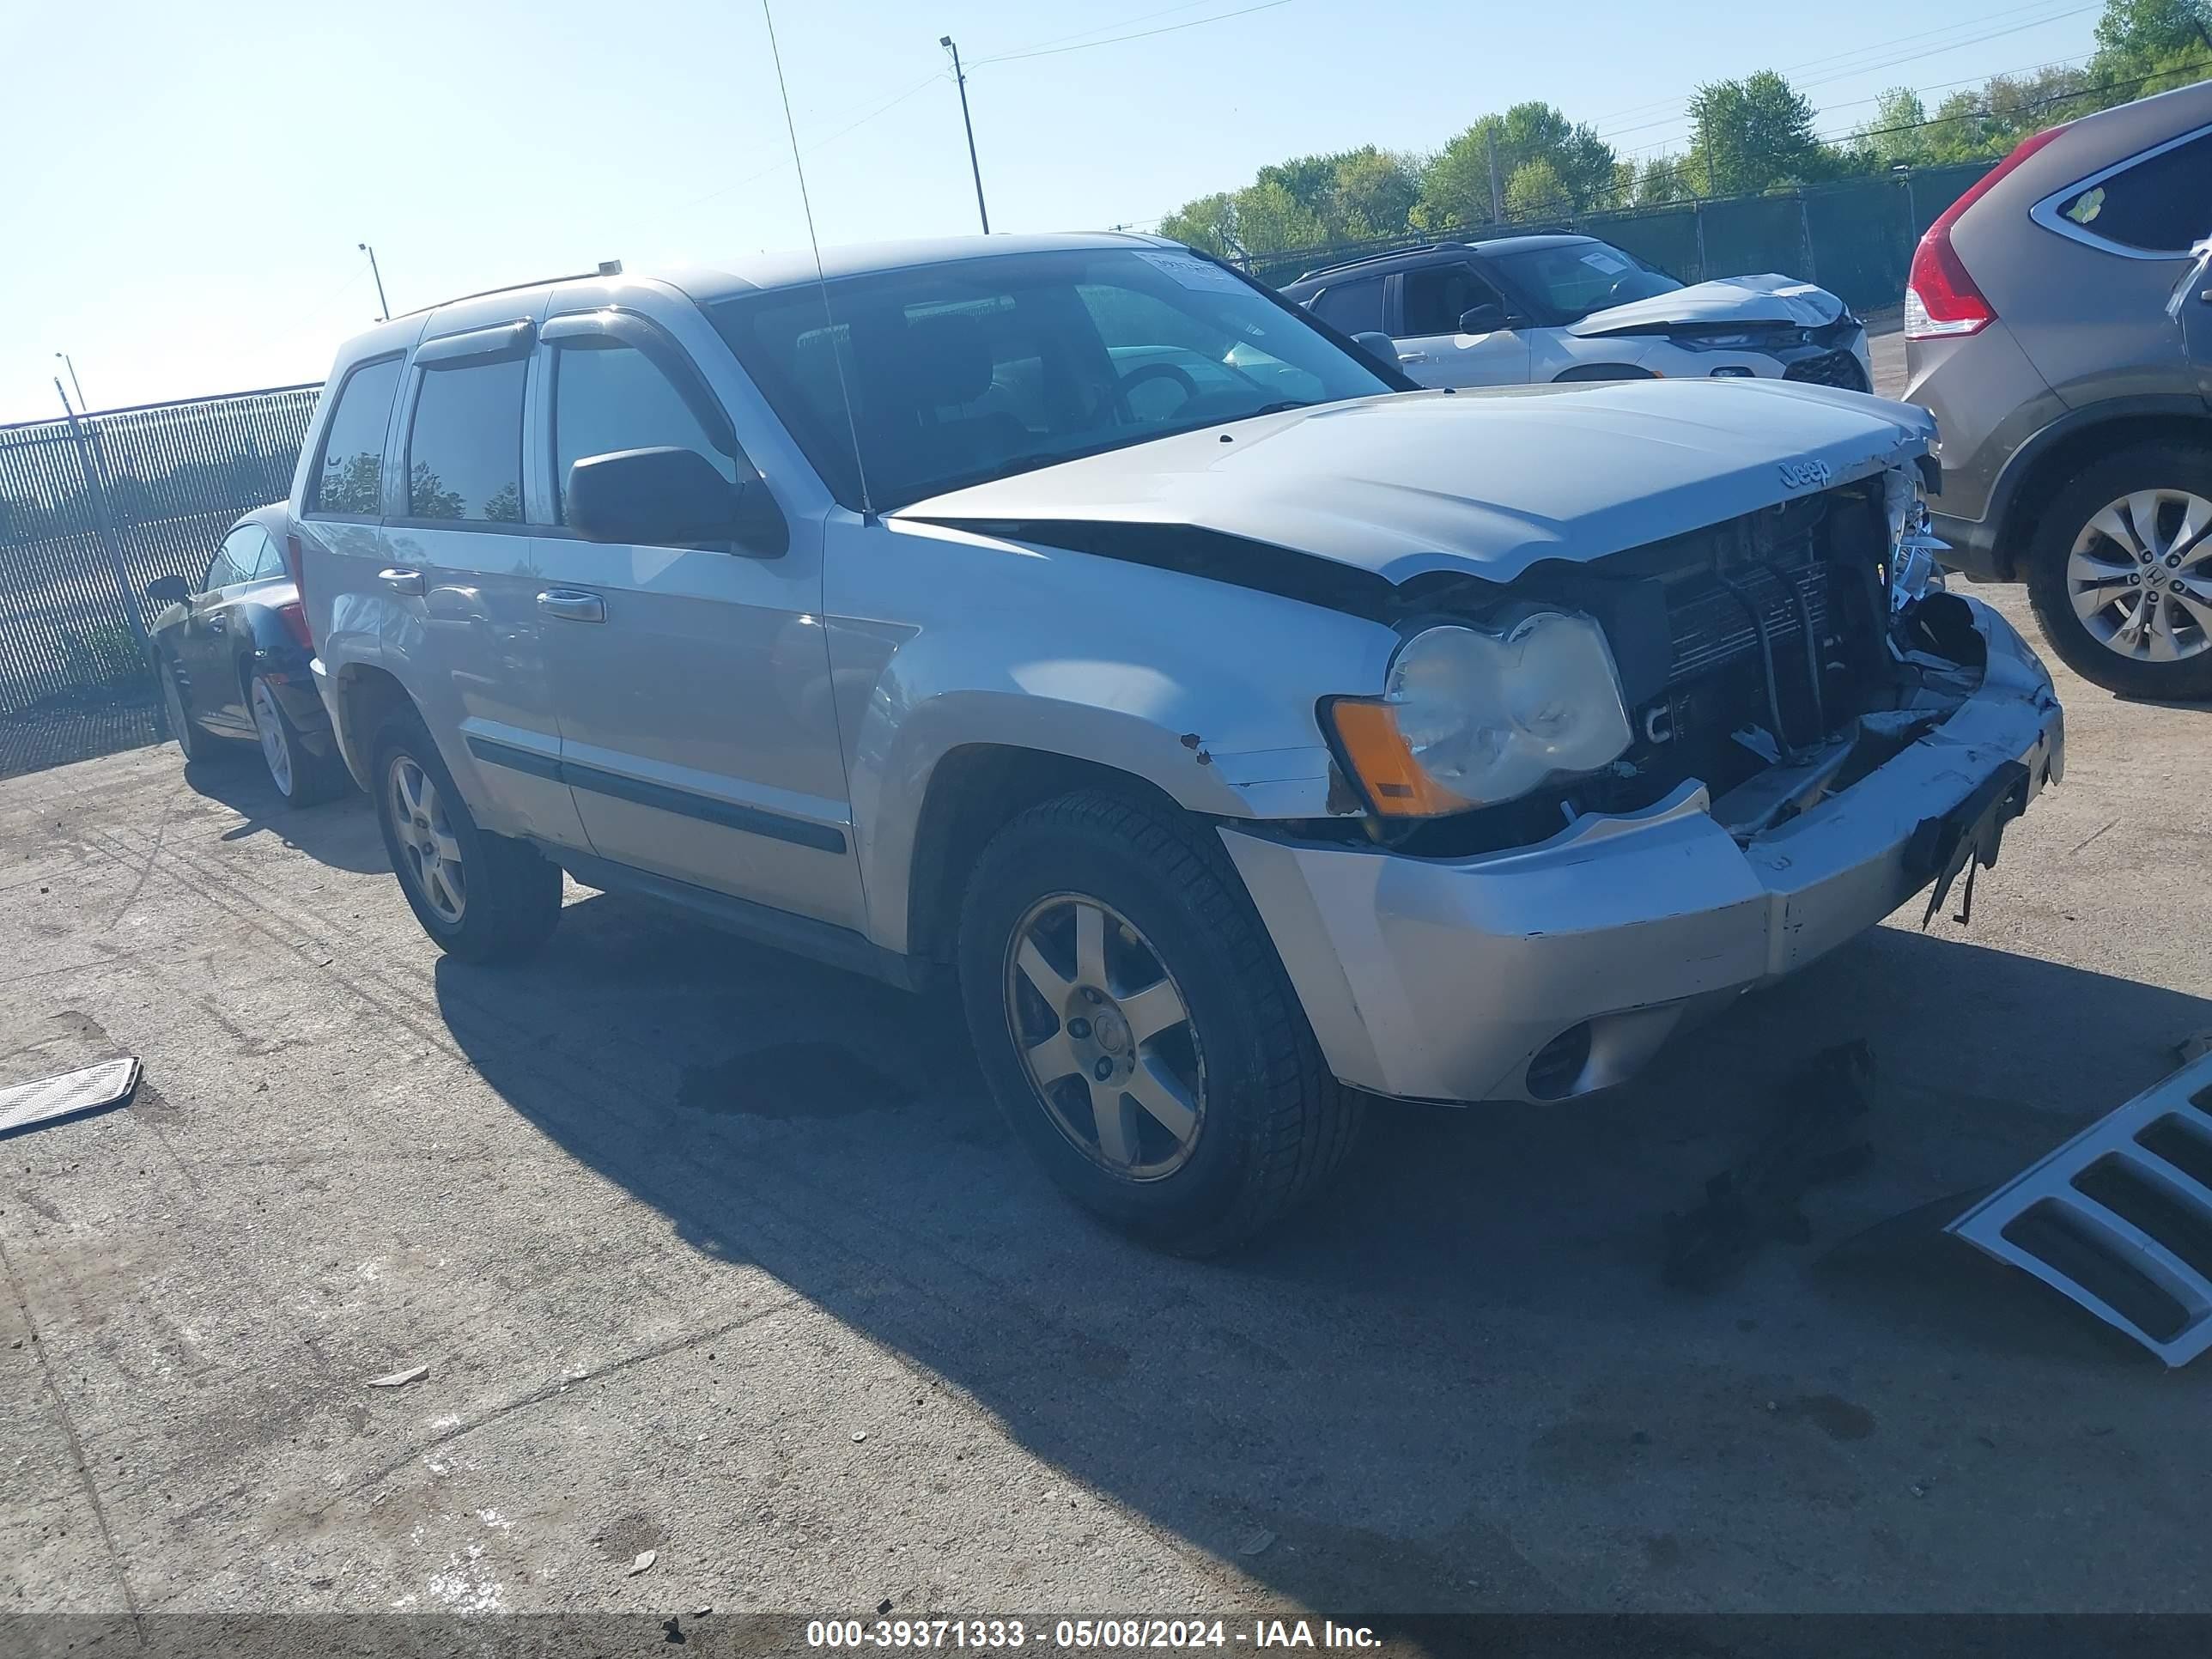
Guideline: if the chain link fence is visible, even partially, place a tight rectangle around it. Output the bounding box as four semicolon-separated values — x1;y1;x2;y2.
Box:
0;384;322;722
1234;161;1998;308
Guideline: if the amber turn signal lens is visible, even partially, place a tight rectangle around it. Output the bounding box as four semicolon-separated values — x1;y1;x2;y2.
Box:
1328;699;1472;818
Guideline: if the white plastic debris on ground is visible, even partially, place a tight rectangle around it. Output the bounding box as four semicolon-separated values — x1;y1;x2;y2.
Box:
1948;1052;2212;1367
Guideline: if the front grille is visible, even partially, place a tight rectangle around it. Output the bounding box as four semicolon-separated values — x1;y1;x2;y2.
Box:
1784;350;1869;392
1626;493;1883;775
1664;557;1830;686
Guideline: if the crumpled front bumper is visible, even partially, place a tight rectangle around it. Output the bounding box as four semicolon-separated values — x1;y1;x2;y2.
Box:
1220;598;2064;1105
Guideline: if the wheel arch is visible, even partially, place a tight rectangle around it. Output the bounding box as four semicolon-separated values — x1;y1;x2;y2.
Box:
899;742;1213;969
325;660;415;788
1553;361;1658;382
1992;404;2212;580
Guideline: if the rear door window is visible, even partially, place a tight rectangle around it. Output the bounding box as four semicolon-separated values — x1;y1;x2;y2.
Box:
404;358;527;521
1309;278;1384;334
308;356;402;516
2052;131;2212;254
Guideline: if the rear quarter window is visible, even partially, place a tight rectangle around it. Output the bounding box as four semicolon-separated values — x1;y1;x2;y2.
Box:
2051;130;2212;254
308;356;403;516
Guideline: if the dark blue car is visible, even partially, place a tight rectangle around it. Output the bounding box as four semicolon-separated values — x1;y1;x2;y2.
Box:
145;503;349;805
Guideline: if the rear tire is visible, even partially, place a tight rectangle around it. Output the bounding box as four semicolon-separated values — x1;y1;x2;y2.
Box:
249;672;347;807
369;705;562;964
957;787;1360;1255
2025;443;2212;700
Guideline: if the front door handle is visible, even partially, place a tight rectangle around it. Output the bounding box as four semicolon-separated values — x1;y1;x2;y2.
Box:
538;588;605;623
379;567;424;597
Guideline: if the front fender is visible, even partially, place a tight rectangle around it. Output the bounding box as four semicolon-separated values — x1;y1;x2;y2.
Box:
828;519;1400;956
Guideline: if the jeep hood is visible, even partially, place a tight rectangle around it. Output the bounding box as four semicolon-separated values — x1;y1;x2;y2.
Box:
896;380;1931;588
1567;273;1845;337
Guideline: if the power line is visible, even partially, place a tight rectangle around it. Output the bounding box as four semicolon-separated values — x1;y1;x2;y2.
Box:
1593;0;2092;124
1516;60;2208;224
977;0;1228;62
971;0;1296;66
1613;49;2099;160
678;69;947;211
1595;3;2099;143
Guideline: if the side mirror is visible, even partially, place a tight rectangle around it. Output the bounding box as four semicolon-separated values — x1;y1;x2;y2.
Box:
566;446;787;556
145;574;190;605
1458;303;1510;335
1350;331;1401;372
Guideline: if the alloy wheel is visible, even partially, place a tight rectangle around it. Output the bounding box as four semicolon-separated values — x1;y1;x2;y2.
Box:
251;680;293;796
2066;489;2212;665
388;755;465;925
1003;893;1205;1181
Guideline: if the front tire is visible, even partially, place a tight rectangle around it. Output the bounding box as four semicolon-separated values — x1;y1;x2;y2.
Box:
2025;443;2212;700
957;788;1360;1255
158;654;220;767
369;706;562;963
249;672;347;806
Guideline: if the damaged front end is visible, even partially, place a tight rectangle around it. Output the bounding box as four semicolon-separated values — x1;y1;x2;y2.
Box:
1353;464;2053;860
1224;464;2064;1108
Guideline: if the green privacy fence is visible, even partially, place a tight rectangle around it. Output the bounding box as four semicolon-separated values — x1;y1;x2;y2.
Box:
1242;160;2000;311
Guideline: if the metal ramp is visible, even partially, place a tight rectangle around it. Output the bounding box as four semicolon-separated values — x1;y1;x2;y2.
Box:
1949;1052;2212;1366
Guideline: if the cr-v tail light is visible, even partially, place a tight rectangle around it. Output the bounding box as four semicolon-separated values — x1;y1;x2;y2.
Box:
1905;124;2067;341
281;532;316;651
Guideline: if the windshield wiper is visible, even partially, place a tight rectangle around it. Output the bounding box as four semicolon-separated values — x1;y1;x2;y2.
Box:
1248;399;1318;416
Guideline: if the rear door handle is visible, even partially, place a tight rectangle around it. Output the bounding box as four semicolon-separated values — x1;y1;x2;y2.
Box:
538;588;605;623
379;567;424;596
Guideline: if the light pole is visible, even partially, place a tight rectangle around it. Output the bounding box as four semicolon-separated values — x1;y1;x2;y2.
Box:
358;242;390;321
53;352;86;412
939;36;989;234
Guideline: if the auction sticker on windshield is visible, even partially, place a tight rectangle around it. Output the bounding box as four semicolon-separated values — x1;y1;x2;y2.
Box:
1136;251;1249;293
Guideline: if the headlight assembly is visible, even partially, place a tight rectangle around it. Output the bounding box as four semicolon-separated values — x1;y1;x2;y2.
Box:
1325;614;1634;818
1884;464;1949;612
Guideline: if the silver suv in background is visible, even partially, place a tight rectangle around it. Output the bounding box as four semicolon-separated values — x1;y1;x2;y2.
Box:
289;234;2061;1251
1905;78;2212;699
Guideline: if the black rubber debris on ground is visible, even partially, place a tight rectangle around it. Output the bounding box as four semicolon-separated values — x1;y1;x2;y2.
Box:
1662;1039;1875;1289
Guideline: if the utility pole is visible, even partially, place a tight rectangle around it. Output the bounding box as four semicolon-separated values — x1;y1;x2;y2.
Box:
1485;125;1503;224
53;352;86;412
939;36;990;234
358;242;390;321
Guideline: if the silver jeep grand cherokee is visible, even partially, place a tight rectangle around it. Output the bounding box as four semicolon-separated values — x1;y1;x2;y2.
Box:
290;233;2063;1252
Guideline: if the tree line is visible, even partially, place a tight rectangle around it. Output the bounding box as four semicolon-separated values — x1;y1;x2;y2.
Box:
1160;0;2212;258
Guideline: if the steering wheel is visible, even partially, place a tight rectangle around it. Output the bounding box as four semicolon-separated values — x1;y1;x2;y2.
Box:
1108;361;1202;422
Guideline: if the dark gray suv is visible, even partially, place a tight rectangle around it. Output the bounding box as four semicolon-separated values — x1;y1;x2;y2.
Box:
1905;78;2212;699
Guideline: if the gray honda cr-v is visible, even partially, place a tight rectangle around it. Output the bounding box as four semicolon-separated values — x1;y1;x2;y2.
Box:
1905;78;2212;699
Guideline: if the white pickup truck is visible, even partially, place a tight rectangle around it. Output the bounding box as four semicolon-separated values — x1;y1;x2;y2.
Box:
287;232;2063;1252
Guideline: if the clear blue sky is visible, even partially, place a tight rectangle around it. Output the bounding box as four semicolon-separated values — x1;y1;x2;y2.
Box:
0;0;2102;422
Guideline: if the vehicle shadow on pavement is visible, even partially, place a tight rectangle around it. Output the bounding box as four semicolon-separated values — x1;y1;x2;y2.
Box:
432;892;2212;1615
177;749;386;874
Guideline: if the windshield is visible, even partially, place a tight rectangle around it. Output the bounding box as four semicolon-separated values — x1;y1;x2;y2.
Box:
709;247;1395;511
1486;240;1683;324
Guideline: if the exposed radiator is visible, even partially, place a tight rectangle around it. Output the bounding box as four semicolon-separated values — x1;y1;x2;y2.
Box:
1662;540;1835;689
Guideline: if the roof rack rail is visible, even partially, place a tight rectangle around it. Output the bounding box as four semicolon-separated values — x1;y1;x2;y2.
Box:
1291;241;1468;283
396;260;625;320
